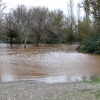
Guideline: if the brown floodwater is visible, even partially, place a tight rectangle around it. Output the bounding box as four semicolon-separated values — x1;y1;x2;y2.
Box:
0;43;100;83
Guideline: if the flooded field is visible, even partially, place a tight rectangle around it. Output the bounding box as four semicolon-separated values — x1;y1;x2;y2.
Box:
0;43;100;83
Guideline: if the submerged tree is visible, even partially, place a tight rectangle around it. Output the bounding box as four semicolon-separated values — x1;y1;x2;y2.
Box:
5;14;19;46
29;7;49;46
7;29;18;45
11;5;30;48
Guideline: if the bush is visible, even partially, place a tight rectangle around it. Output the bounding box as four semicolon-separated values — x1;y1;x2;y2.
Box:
77;36;100;54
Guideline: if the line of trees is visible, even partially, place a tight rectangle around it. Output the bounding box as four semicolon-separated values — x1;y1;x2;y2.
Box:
77;0;100;54
0;0;99;48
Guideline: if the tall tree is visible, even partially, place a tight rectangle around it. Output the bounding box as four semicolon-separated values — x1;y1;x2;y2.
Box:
0;0;6;41
67;0;76;44
29;7;48;46
45;10;64;43
83;0;100;36
83;0;90;20
5;14;19;45
12;5;30;48
52;10;64;43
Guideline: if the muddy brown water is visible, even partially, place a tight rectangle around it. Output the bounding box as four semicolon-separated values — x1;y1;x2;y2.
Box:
0;43;100;83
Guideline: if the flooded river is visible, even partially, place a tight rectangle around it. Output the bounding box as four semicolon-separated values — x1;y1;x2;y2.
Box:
0;43;100;83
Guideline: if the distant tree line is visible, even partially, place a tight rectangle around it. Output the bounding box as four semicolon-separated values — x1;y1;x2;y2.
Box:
0;0;100;50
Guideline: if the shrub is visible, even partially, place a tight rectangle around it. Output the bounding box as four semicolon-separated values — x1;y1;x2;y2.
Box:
77;36;100;54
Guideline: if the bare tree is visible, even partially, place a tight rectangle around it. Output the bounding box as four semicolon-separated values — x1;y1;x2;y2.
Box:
11;5;30;48
29;7;48;46
5;13;19;45
0;0;7;41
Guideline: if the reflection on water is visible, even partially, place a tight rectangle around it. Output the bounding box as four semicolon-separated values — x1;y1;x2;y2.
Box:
0;43;100;83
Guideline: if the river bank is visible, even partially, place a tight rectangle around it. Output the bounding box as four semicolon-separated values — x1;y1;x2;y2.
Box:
0;80;100;100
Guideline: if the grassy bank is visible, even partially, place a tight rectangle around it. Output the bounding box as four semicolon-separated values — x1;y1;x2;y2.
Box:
86;77;100;99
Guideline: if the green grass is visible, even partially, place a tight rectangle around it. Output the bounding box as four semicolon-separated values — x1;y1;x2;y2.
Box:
86;77;100;84
90;90;100;99
45;98;49;100
95;90;100;99
85;77;100;99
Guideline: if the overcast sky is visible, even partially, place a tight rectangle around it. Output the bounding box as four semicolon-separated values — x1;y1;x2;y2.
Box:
3;0;82;15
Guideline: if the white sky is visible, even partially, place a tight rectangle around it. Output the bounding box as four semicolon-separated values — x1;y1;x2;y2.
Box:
3;0;82;15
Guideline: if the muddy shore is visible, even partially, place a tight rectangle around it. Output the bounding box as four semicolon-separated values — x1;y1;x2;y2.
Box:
0;80;100;100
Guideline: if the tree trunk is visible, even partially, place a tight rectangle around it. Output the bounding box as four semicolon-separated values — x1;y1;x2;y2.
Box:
36;36;40;46
59;38;61;44
24;36;27;48
24;32;27;48
10;37;13;46
36;38;39;46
